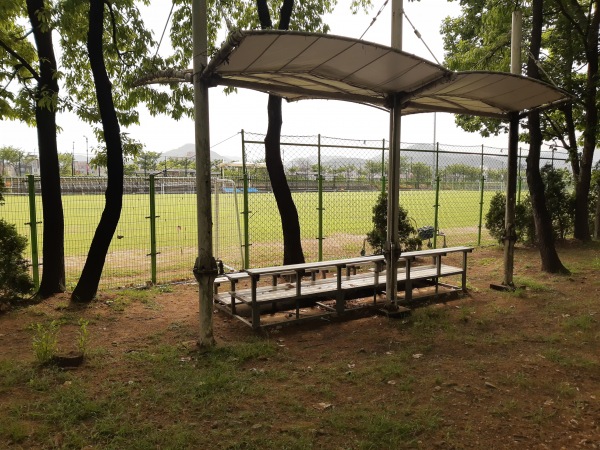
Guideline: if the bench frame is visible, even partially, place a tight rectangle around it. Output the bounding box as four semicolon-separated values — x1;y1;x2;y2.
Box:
214;246;473;329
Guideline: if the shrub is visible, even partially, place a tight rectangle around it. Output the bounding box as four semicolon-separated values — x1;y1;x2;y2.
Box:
486;165;575;244
541;165;575;240
366;191;421;254
485;192;535;244
0;219;34;301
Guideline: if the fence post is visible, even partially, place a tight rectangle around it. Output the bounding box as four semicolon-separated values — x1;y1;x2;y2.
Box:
478;177;485;246
433;143;440;248
380;139;386;194
477;145;485;245
147;174;158;284
241;130;250;269
26;175;40;289
317;134;324;261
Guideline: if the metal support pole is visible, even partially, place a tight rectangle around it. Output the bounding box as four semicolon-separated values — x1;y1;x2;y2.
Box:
380;139;386;194
433;143;440;248
386;94;401;304
192;0;217;347
317;134;324;261
241;130;250;269
503;113;519;287
26;175;40;289
499;11;522;289
384;0;403;306
147;174;158;284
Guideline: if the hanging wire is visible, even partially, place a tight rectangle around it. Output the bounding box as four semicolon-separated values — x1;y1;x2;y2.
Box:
211;132;240;149
154;2;176;59
528;50;559;87
402;9;441;65
359;0;390;40
358;1;442;65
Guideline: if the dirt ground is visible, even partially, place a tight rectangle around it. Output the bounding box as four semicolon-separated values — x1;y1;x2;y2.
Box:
1;241;600;449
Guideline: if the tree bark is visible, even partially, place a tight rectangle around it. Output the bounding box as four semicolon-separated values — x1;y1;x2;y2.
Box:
573;0;599;241
72;0;124;301
257;0;305;265
265;95;305;265
526;0;568;274
595;181;600;239
26;0;66;297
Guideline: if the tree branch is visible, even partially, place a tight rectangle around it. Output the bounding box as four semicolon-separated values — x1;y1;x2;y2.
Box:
278;0;294;30
0;37;40;82
256;0;272;29
554;0;587;40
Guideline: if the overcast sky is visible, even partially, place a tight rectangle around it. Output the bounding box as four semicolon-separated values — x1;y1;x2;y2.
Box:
0;0;517;161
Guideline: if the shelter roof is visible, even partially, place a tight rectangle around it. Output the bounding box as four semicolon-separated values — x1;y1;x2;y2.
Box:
202;30;570;118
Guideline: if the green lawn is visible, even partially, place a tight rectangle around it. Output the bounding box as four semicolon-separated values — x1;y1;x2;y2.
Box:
0;189;499;287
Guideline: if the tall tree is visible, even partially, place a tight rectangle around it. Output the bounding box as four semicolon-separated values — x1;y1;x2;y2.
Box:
0;1;66;294
71;0;124;302
2;1;159;298
551;0;600;240
442;0;599;243
25;0;66;296
526;0;568;273
257;0;305;265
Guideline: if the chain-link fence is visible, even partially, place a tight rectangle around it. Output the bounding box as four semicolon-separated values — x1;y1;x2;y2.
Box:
0;131;569;289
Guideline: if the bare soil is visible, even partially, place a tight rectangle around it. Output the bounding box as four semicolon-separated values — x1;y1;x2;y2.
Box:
1;241;600;449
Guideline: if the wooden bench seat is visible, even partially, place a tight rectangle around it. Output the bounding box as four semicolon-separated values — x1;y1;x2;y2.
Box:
212;246;473;329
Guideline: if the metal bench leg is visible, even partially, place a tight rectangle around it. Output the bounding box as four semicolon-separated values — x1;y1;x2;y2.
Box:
462;251;468;292
405;260;412;302
230;280;238;315
435;255;442;298
251;277;260;330
336;266;344;314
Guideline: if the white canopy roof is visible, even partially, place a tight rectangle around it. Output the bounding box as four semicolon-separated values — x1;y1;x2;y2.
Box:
202;30;570;117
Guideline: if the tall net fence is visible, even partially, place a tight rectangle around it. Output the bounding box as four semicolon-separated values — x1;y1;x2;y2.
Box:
0;131;569;289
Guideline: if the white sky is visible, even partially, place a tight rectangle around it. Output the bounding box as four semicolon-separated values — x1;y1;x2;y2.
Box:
0;0;515;161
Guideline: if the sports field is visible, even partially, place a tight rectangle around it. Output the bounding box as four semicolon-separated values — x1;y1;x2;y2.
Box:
0;189;498;288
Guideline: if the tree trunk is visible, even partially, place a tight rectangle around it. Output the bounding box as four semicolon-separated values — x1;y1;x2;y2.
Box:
573;0;599;241
26;0;66;297
595;181;600;239
526;0;568;274
71;0;124;301
257;0;305;265
265;95;305;265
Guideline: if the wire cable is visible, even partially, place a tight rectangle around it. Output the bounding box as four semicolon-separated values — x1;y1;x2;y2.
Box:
402;9;441;65
211;132;241;149
154;2;176;59
359;0;390;40
528;50;559;87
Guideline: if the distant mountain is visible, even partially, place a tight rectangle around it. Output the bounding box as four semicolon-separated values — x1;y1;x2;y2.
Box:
162;143;231;161
163;142;572;170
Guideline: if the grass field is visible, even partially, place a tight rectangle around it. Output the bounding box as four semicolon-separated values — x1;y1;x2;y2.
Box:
0;189;498;288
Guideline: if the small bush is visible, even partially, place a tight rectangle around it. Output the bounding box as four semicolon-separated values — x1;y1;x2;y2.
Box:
485;165;575;244
31;321;60;365
541;166;575;240
485;193;535;244
366;191;421;254
0;219;34;301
